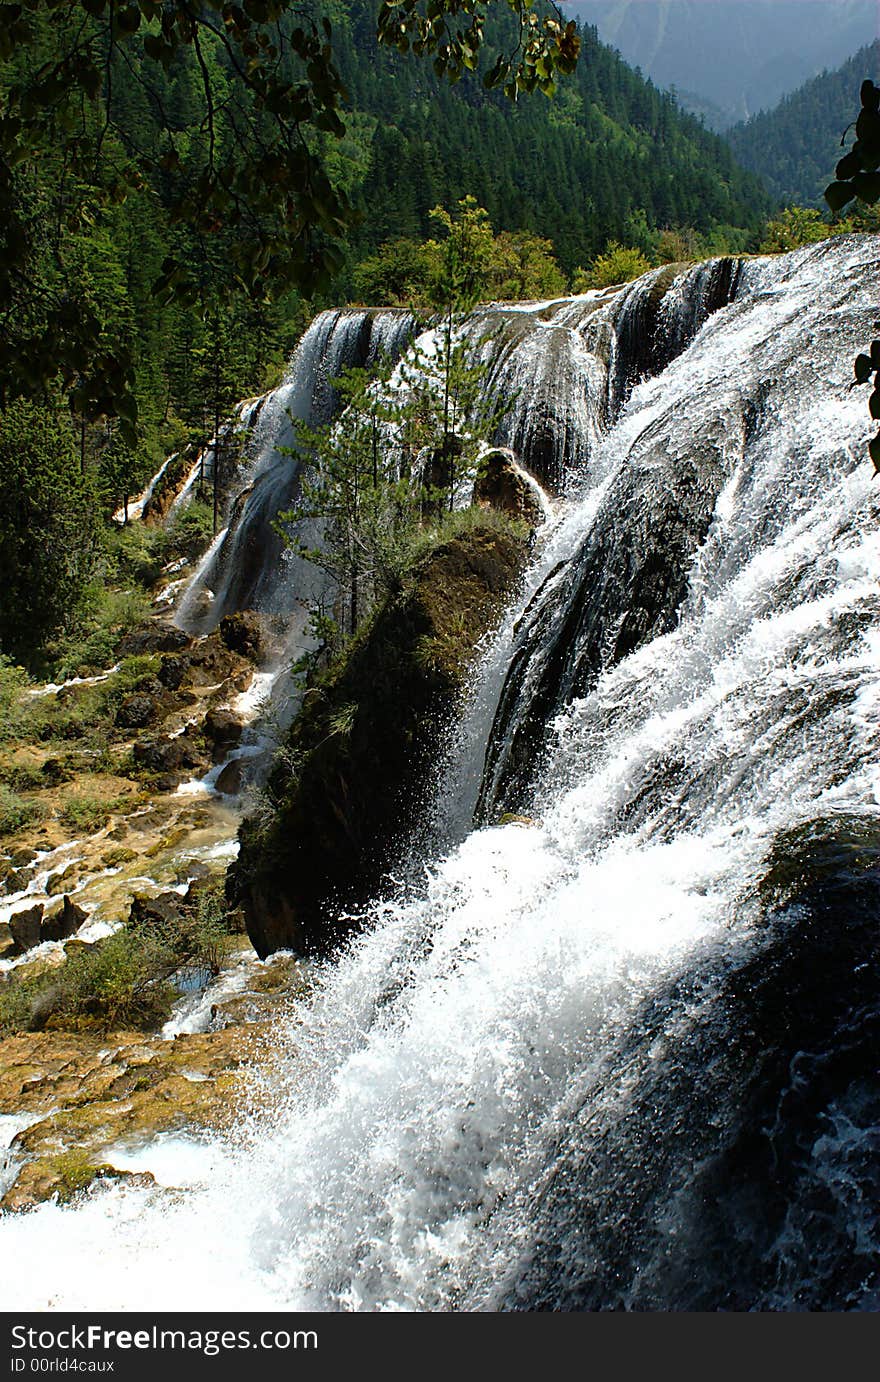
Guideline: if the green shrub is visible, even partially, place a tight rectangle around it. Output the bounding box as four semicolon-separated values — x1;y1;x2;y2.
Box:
0;762;44;792
0;656;31;742
0;784;47;837
573;242;652;291
161;500;215;564
0;876;243;1032
60;792;130;834
45;584;152;681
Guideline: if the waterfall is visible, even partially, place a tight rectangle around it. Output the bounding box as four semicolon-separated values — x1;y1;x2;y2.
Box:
175;308;417;634
0;235;877;1311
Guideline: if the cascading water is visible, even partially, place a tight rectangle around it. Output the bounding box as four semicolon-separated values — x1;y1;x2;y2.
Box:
175;308;416;634
0;235;877;1311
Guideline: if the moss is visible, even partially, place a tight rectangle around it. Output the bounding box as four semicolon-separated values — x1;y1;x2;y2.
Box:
0;785;48;837
46;1149;102;1201
232;517;529;957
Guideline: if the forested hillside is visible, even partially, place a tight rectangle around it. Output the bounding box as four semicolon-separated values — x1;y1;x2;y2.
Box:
334;7;768;273
0;2;768;541
727;43;880;208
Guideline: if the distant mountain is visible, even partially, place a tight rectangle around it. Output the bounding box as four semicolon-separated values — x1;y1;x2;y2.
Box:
563;1;878;128
727;42;880;207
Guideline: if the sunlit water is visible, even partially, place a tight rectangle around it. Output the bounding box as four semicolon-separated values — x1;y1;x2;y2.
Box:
0;238;877;1311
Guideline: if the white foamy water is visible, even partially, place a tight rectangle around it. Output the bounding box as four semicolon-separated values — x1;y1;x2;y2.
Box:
0;239;877;1310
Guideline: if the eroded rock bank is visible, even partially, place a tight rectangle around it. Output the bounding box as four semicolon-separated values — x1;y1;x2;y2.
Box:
0;943;308;1212
231;518;530;958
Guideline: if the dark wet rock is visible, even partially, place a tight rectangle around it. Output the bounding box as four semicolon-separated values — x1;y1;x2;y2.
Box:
219;611;265;663
214;758;244;797
157;655;187;691
203;709;243;762
184;634;241;688
46;864;77;897
133;675;165;699
115;694;157;730
9;905;44;954
129;891;186;931
476;394;734;818
40;758;72;786
41;896;87;944
1;866;34;896
231;520;528;958
509;814;880;1312
133;733;205;777
117;622;191;657
9;847;36;868
474;449;544;528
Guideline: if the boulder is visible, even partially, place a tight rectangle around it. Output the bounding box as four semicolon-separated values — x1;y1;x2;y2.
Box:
132;675;165;699
1;866;34;897
474;449;545;528
129;891;185;931
133;735;204;776
40;758;72;786
203;709;243;762
219;611;266;663
157;655;188;691
9;904;44;954
115;694;157;730
183;634;239;687
117;622;190;656
41;896;87;943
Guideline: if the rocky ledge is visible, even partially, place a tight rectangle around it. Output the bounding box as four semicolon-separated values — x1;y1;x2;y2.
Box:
230;517;529;958
0;944;307;1212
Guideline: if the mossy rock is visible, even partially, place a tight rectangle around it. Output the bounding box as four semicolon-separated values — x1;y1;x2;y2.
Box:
232;519;529;957
1;1149;156;1211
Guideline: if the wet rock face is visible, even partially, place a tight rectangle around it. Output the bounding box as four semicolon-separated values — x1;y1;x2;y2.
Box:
477;391;735;819
232;521;529;958
117;621;190;657
508;818;880;1311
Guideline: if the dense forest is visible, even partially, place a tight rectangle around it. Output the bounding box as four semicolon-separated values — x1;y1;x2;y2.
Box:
727;42;880;208
0;1;770;662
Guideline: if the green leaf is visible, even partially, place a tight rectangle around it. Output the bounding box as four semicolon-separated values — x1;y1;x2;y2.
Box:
853;170;880;204
855;354;873;384
836;150;863;180
824;181;856;211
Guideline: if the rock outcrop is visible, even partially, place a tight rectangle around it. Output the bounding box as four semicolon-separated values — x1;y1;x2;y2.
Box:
230;519;528;957
474;448;546;529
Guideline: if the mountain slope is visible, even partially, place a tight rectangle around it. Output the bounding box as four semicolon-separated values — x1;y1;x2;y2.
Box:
563;1;878;128
332;3;769;277
726;42;880;208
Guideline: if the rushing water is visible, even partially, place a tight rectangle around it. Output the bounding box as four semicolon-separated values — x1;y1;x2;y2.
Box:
0;237;878;1310
176;309;416;633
